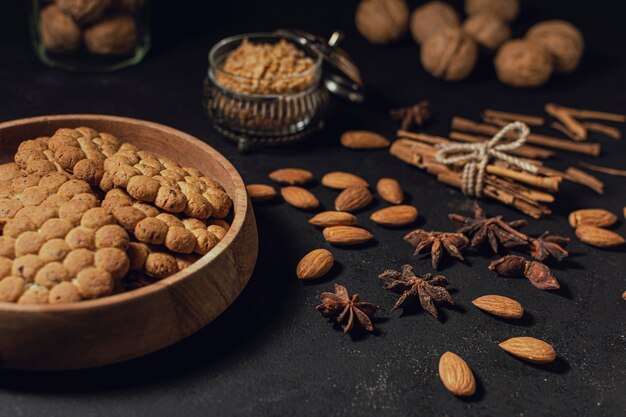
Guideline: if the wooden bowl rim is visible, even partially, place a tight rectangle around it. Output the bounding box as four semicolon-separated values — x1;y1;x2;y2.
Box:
0;114;250;313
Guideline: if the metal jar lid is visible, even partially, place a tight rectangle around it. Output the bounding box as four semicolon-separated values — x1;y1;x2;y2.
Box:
274;29;365;103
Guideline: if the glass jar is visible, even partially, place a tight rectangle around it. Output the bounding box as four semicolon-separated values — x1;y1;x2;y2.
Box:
29;0;151;72
204;32;330;151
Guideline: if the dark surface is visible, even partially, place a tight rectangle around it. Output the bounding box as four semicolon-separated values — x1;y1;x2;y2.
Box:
1;1;625;416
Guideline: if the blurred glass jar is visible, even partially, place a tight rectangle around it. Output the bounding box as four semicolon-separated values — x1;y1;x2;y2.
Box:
29;0;151;72
204;30;363;151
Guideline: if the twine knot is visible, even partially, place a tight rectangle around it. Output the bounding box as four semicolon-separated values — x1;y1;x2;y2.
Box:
435;121;537;197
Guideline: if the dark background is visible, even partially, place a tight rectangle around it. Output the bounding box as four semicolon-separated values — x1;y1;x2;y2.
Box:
1;1;625;416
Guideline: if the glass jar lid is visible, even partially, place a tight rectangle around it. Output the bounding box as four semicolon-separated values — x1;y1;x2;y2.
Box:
274;29;364;103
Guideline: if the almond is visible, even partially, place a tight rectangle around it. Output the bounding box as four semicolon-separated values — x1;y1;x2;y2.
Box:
269;168;313;185
309;211;357;228
323;226;373;245
568;208;618;228
321;172;369;190
370;205;418;227
376;178;404;204
498;337;556;364
438;351;476;397
281;186;319;210
335;186;373;212
246;184;276;201
472;295;524;319
296;249;334;280
341;131;390;149
575;225;624;248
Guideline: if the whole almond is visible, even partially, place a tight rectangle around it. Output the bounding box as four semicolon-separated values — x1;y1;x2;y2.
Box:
499;337;556;364
438;351;476;397
269;168;313;185
472;295;524;319
321;172;369;190
296;249;334;280
246;184;276;201
309;211;357;228
370;205;418;227
575;225;624;248
341;131;390;149
281;186;319;210
377;178;404;204
568;208;618;228
335;186;373;212
323;226;373;245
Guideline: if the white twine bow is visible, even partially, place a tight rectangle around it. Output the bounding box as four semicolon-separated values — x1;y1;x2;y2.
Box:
435;121;538;197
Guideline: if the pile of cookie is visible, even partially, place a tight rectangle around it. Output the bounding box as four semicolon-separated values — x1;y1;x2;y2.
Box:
0;127;232;305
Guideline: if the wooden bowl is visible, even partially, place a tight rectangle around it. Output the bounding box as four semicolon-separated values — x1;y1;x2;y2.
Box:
0;115;257;370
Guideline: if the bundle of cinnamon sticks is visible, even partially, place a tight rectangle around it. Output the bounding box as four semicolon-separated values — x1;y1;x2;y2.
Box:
390;104;624;218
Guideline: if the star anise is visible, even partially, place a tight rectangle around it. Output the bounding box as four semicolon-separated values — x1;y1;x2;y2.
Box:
528;232;570;261
378;264;454;318
449;203;529;253
489;255;560;290
404;229;469;269
316;284;378;333
390;100;432;130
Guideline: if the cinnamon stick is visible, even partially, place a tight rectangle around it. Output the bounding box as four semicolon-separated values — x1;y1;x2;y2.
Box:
564;167;604;194
486;165;561;192
449;131;554;159
583;122;621;140
482;115;510;127
483;109;545;126
549;104;626;123
550;122;584;141
451;117;601;156
545;103;587;140
578;162;626;177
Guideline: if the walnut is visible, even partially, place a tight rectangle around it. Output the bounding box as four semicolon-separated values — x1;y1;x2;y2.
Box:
410;1;460;44
495;39;553;88
420;27;478;81
526;20;584;73
83;15;137;55
355;0;409;45
55;0;111;25
39;5;81;53
463;13;511;51
465;0;519;22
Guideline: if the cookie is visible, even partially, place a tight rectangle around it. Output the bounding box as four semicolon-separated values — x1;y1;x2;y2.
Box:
102;146;232;220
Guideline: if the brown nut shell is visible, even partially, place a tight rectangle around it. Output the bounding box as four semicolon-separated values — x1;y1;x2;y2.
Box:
39;5;81;53
83;15;138;56
495;39;553;88
410;1;460;44
355;0;409;45
526;20;584;73
421;27;478;81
